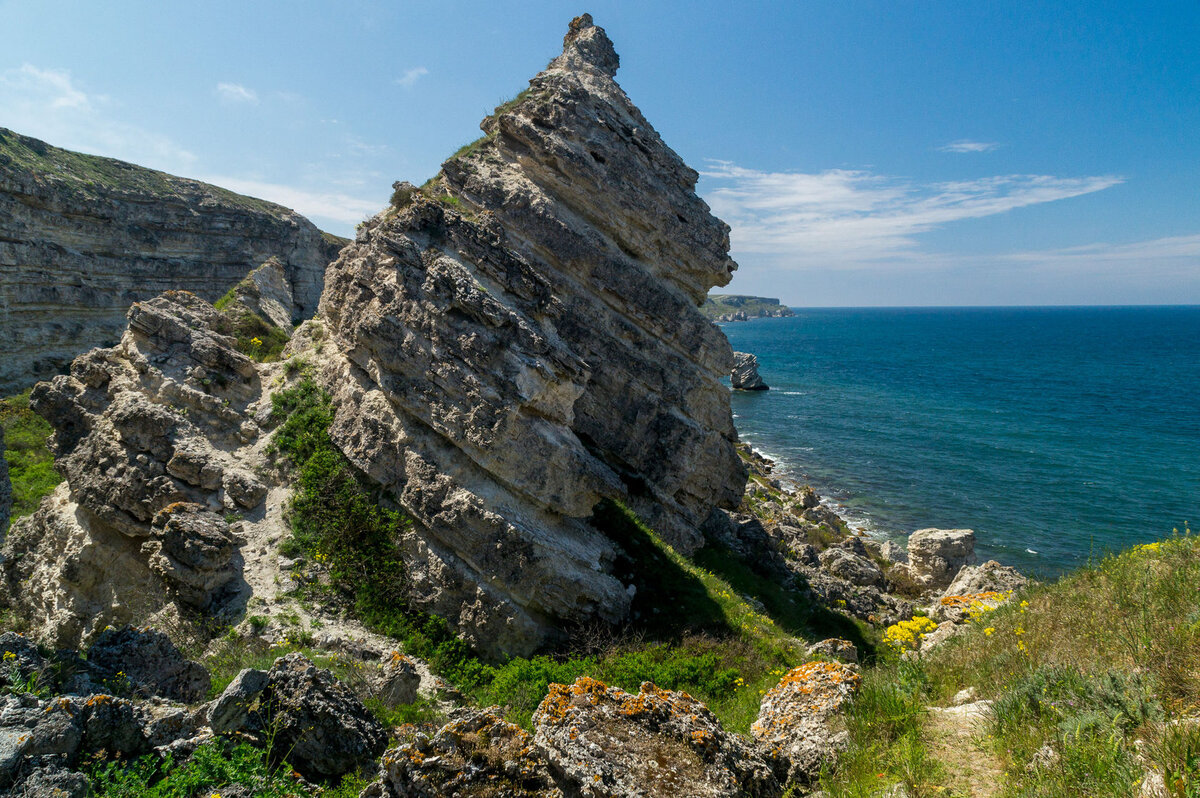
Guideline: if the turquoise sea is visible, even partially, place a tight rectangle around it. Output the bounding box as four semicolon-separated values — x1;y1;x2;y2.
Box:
721;306;1200;577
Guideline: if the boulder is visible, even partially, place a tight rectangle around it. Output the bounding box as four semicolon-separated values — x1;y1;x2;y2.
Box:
806;638;859;664
7;762;89;798
905;528;976;591
146;503;239;609
207;667;270;734
0;632;45;684
0;693;82;789
818;546;885;588
79;694;150;755
533;676;779;797
376;652;421;706
751;661;861;785
261;653;387;780
362;707;561;798
879;540;908;565
944;559;1027;597
86;626;210;703
731;351;769;390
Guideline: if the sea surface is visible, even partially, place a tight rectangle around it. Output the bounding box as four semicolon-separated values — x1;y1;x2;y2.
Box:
721;306;1200;577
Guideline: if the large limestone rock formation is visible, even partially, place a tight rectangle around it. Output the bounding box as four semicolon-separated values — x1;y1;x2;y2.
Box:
315;14;745;656
0;127;344;394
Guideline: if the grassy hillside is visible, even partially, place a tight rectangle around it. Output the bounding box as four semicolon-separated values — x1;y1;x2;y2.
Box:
1;390;60;521
819;529;1200;797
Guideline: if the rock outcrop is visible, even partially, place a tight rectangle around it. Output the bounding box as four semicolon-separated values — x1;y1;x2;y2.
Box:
732;351;769;390
900;528;977;591
313;14;745;656
702;295;796;323
0;127;344;394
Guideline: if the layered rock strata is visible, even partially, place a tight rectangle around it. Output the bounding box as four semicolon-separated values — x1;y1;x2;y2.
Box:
315;14;745;656
732;351;769;390
0;127;344;393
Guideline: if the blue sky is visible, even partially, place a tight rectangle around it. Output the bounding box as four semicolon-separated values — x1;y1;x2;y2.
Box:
3;0;1198;306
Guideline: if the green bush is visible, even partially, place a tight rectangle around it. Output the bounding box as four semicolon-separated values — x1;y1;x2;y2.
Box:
88;740;306;797
1;390;61;520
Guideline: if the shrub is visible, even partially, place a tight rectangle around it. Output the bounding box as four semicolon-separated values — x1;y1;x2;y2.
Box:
1;390;61;519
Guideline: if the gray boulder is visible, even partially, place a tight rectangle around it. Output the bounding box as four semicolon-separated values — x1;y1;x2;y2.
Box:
376;652;421;706
818;546;885;588
806;638;859;664
86;626;210;703
732;351;769;390
207;667;270;734
905;528;977;591
146;503;239;609
944;559;1028;597
8;762;89;798
0;693;82;789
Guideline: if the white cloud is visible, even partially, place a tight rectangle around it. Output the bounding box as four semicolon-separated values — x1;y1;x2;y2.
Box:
1002;234;1200;272
216;82;259;104
700;162;1123;265
939;139;1000;153
0;63;196;172
395;67;429;88
198;174;381;228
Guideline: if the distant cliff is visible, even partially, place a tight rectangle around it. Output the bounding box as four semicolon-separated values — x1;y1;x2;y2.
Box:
0;128;346;394
703;294;795;322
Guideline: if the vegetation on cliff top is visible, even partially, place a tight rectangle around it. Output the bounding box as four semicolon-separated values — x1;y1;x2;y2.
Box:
819;529;1200;797
701;294;794;321
0;389;60;521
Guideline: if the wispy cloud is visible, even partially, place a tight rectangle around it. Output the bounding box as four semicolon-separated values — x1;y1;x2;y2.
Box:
395;67;429;88
199;175;381;228
939;139;1000;153
1003;234;1200;271
0;63;196;172
216;82;259;104
701;162;1123;265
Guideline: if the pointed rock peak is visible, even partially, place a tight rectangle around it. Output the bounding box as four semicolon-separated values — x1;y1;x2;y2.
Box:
551;13;619;77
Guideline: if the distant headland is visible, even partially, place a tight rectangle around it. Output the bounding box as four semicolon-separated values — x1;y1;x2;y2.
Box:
702;294;796;322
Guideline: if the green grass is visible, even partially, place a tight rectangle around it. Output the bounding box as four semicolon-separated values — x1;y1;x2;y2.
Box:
1;390;61;520
88;739;310;797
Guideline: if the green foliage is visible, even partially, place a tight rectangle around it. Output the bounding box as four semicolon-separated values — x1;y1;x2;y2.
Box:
700;294;790;321
215;308;290;362
1;390;61;519
87;740;306;797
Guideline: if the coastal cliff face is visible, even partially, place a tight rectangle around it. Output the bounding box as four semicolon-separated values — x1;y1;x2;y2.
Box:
0;128;344;394
316;15;745;654
2;15;747;660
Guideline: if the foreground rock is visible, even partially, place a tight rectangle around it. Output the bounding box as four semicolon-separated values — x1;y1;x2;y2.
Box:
86;626;210;703
944;559;1028;596
314;14;744;657
751;661;861;785
533;677;779;797
731;351;769;390
0;127;343;394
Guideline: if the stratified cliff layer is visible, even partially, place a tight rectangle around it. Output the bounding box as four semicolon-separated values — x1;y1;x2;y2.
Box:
0;128;344;394
316;14;745;655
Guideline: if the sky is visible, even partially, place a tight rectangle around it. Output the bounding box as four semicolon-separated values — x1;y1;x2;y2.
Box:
3;0;1198;306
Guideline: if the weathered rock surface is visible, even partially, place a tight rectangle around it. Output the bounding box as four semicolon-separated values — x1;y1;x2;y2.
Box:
944;559;1028;597
219;256;296;329
0;290;270;647
902;528;977;591
533;676;780;797
0;127;344;394
807;637;859;664
86;626;210;703
731;351;769;390
751;661;861;785
314;14;744;657
363;707;562;798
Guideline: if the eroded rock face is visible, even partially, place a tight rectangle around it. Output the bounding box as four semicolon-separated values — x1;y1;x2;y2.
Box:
944;559;1028;596
0;127;343;394
532;677;780;797
751;661;861;786
0;290;271;647
315;14;745;657
732;351;769;390
86;626;210;703
903;528;977;591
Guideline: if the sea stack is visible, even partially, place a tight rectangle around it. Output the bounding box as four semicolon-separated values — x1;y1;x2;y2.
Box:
731;351;769;390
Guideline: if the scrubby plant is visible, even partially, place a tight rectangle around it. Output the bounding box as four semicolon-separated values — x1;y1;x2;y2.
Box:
1;389;61;519
88;739;308;797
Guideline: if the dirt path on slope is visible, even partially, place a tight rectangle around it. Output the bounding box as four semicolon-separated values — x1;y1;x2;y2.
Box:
925;701;1006;798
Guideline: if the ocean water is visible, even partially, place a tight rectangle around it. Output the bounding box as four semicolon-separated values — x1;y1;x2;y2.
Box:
721;306;1200;577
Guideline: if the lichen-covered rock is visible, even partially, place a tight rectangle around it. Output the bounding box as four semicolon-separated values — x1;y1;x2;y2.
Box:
806;638;859;664
731;351;769;390
532;676;779;797
903;528;977;591
751;661;861;785
315;14;744;658
362;707;562;798
86;626;210;703
376;651;421;707
79;694;151;755
0;693;82;789
944;559;1027;597
0;127;342;395
261;653;387;780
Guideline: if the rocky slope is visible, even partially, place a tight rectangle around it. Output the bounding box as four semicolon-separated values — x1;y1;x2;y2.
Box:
0;127;345;394
314;14;745;656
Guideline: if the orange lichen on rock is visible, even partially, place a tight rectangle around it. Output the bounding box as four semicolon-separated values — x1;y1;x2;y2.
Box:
940;591;1008;608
